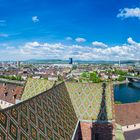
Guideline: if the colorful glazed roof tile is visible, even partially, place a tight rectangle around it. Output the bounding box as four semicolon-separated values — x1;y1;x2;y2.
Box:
0;82;78;140
0;81;114;139
21;78;54;101
65;82;113;120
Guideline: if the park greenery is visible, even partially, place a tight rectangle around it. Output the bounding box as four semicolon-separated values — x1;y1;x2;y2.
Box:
80;69;129;83
118;76;126;81
108;69;128;81
112;69;128;76
106;69;128;76
81;72;101;83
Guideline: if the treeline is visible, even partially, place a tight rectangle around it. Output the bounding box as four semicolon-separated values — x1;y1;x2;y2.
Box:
80;69;128;82
107;69;128;76
107;69;128;81
0;75;23;81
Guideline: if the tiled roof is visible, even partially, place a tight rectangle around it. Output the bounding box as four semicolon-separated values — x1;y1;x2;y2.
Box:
21;78;54;101
0;82;78;140
0;83;23;104
0;81;114;139
115;103;140;126
66;82;113;120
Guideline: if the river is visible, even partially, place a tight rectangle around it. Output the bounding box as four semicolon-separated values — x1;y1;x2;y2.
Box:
114;82;140;104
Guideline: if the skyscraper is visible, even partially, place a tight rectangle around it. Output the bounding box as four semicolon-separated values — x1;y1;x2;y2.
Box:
69;58;73;64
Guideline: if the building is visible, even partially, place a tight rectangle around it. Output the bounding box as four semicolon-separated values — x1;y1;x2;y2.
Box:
16;61;21;68
0;79;119;140
69;58;73;64
0;82;23;109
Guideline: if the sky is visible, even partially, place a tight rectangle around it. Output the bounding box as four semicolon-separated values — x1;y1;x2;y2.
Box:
0;0;140;61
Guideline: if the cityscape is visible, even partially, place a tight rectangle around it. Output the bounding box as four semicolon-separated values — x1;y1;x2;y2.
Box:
0;0;140;140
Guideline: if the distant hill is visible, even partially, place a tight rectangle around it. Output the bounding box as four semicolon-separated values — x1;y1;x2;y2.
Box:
0;59;139;65
25;59;140;64
26;59;68;64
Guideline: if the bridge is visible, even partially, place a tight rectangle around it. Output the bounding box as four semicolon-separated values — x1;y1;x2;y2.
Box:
124;76;140;82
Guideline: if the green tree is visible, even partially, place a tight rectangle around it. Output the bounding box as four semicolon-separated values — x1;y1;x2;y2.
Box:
58;75;63;81
115;101;122;104
72;65;77;70
114;70;127;76
118;76;125;81
81;72;89;78
89;72;101;83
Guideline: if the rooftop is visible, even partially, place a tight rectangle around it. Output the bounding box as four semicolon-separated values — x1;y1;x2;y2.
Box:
66;82;113;120
21;78;54;101
0;79;114;139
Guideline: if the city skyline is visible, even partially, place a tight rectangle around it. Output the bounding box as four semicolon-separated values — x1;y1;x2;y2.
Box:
0;0;140;60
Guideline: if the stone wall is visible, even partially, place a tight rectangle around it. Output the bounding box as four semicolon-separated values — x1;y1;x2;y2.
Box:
115;103;140;126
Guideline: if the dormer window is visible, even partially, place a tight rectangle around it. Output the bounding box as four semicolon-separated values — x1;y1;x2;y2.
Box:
5;92;8;96
13;95;17;99
3;83;6;87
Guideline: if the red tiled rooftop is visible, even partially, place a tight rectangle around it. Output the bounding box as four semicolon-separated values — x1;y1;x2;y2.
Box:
0;82;23;104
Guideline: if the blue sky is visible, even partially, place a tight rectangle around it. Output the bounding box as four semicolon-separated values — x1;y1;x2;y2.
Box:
0;0;140;60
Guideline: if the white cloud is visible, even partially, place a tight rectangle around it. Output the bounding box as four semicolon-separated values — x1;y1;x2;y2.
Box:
1;37;140;61
127;37;137;45
92;41;108;48
0;34;9;37
75;37;86;43
66;37;73;41
32;16;39;23
117;7;140;19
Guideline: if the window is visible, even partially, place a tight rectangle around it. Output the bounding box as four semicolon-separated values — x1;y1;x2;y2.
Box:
13;95;17;99
3;83;6;86
5;92;8;96
95;133;99;140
